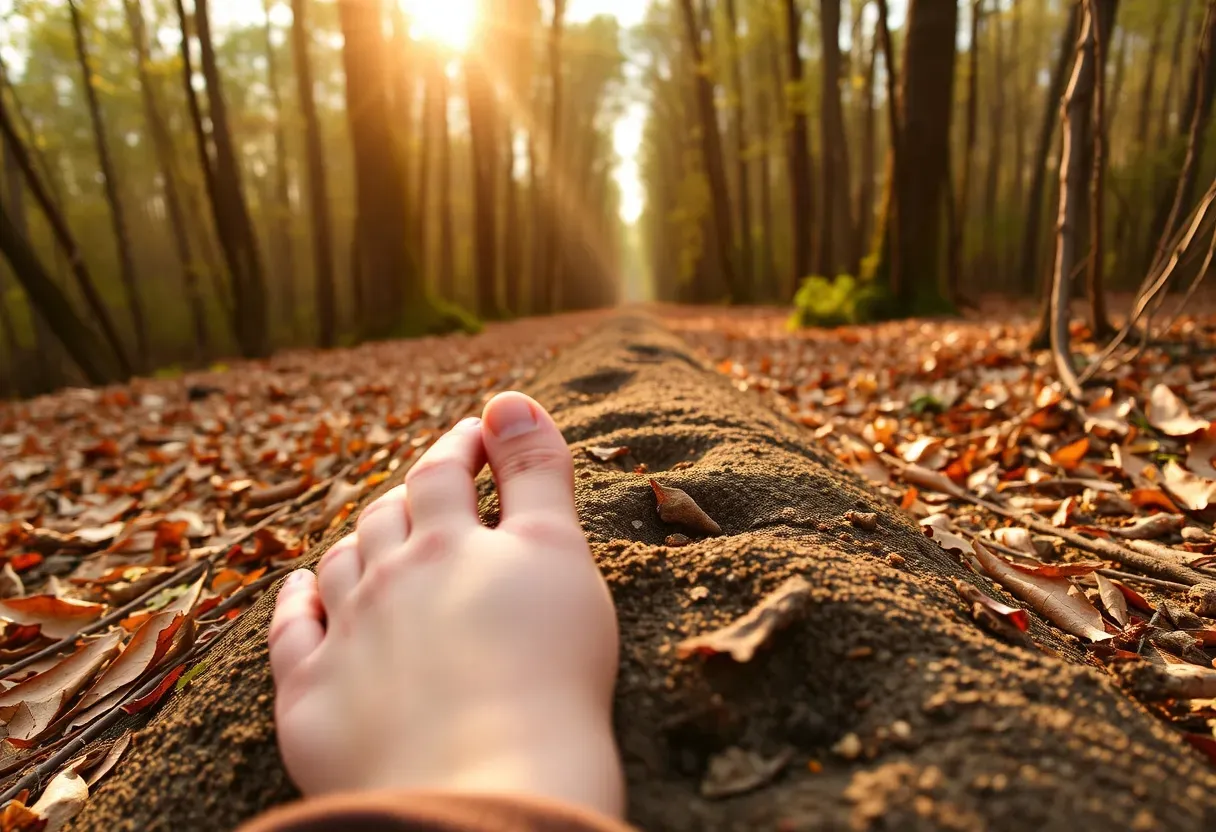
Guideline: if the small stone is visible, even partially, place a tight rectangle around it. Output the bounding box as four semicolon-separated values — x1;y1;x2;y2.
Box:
846;646;874;660
833;733;863;760
1183;526;1210;542
891;720;912;740
1188;582;1216;618
665;533;692;547
844;510;879;531
631;520;644;530
689;586;709;601
886;553;906;567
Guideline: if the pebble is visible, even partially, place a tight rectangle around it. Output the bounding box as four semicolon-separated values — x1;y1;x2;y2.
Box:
833;732;863;760
689;586;709;601
632;520;644;530
891;720;912;740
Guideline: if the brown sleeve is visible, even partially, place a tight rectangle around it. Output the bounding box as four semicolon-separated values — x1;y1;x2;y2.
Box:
236;792;638;832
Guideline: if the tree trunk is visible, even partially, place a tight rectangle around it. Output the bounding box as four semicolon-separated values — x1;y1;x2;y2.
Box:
817;0;854;278
290;0;337;348
754;33;778;301
950;0;983;304
437;58;456;302
1087;0;1116;338
1050;0;1102;397
261;0;299;341
0;87;130;377
539;0;567;315
124;0;209;362
1010;0;1026;227
466;53;500;319
854;2;877;276
503;126;522;315
884;0;959;312
1158;0;1196;149
0;205;116;385
982;0;1006;287
724;0;754;292
68;0;148;367
1017;1;1078;295
337;0;427;338
1145;0;1216;274
782;0;814;293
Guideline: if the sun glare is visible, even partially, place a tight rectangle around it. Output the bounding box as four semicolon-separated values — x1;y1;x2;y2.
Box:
400;0;479;52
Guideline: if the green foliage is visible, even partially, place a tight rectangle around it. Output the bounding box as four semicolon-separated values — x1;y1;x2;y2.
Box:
787;274;885;329
909;394;945;416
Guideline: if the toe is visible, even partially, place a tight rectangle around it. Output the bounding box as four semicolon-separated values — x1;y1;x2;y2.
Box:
481;392;577;526
318;536;363;611
355;484;410;566
269;569;325;687
405;417;487;530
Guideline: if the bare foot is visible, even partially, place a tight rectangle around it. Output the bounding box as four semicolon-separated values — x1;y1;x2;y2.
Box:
268;392;623;818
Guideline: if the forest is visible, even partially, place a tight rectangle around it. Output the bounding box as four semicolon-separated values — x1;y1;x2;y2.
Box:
6;2;1216;830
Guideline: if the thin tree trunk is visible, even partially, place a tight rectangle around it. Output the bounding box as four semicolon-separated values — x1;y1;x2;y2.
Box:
1158;0;1196;149
466;52;500;318
0;205;115;384
1010;0;1026;224
124;0;209;361
754;32;778;301
1018;1;1079;295
724;0;754;292
1087;0;1115;337
782;0;814;295
872;0;902;294
290;0;336;348
982;0;1006;286
438;59;456;302
856;15;877;277
503;126;522;315
1050;0;1099;398
68;0;148;367
337;0;424;338
0;89;130;377
817;0;854;277
950;0;982;303
261;0;298;340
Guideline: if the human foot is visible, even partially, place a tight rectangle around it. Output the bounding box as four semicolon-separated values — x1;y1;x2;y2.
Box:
268;392;624;817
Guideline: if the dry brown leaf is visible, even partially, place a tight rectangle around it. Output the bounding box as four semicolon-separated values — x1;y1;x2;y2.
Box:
919;514;973;555
28;767;87;832
84;732;131;787
1007;560;1104;578
972;543;1110;642
308;479;365;533
898;437;948;470
1108;514;1186;540
649;480;722;536
953;579;1029;632
1147;384;1210;437
1162;461;1216;513
1094;573;1129;627
900;464;959;495
0;596;106;640
0;564;24;600
1187;432;1216;480
586;445;630;463
677;576;812;662
0;631;121;745
1051;437;1090;471
700;747;793;799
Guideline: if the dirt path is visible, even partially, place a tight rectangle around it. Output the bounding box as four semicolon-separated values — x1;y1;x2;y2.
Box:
73;314;1216;831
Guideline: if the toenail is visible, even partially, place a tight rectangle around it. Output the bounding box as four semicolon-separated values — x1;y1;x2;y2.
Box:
286;569;311;588
486;397;538;440
456;416;482;430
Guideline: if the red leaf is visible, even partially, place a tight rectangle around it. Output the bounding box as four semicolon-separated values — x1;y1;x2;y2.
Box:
121;665;187;714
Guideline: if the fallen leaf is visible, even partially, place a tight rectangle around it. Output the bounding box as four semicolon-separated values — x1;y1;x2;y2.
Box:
972;543;1110;642
1147;384;1210;436
953;579;1029;632
649;480;722;536
0;564;23;600
1187;432;1216;480
0;631;121;745
586;445;630;463
245;476;311;509
1008;560;1105;578
1094;573;1130;627
898;437;948;469
121;665;187;714
1129;488;1181;513
28;767;87;832
900;464;959;495
919;514;973;555
1163;461;1216;514
84;732;131;787
0;597;106;640
1051;437;1090;471
1108;514;1186;540
677;576;812;662
700;746;793;799
307;480;363;533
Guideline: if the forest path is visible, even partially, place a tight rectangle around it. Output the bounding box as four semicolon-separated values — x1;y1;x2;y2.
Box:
54;309;1216;831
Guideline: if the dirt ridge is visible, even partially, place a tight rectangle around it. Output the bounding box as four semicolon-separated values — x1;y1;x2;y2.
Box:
73;314;1216;831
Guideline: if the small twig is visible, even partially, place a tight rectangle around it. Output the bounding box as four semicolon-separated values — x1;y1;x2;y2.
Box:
1097;568;1191;593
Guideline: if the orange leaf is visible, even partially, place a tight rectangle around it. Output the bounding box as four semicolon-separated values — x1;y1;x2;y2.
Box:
0;597;105;640
121;665;187;715
1050;437;1090;471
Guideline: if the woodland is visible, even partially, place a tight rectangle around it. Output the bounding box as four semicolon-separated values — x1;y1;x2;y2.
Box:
4;0;1216;830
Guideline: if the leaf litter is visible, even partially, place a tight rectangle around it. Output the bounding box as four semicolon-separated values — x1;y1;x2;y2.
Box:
672;308;1216;770
0;316;593;816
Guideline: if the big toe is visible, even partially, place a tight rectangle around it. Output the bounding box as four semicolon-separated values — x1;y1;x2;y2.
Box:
481;392;577;527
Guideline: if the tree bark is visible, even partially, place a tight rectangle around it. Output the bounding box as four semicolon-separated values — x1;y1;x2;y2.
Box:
950;0;983;304
539;0;567;315
503;127;522;315
0;205;116;385
782;0;814;293
466;51;500;319
290;0;337;348
261;0;299;340
724;0;754;291
68;0;148;367
437;57;456;302
816;0;854;278
1017;1;1078;296
124;0;209;362
754;30;778;301
854;2;877;276
982;0;1006;287
337;0;425;338
0;86;130;377
1086;0;1117;338
1158;0;1196;149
